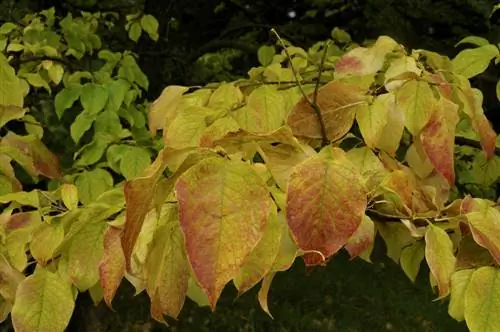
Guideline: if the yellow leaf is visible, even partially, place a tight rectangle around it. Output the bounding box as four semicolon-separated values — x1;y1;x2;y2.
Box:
425;224;456;298
465;267;500;332
448;269;474;321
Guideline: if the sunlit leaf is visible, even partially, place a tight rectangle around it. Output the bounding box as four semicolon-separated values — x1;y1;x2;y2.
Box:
448;269;474;321
29;223;64;265
0;105;25;128
396;80;437;136
452;44;498;78
258;272;276;318
425;224;456;298
466;203;500;264
148;85;188;135
356;93;389;148
345;214;375;260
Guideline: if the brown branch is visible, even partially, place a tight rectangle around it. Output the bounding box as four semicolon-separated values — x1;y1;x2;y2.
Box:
455;136;500;156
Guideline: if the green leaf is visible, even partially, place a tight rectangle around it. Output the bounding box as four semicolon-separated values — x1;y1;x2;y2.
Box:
400;241;425;283
175;157;273;309
11;267;75;332
0;105;25;128
464;267;500;332
257;45;276;66
0;54;24;107
94;109;123;137
29;223;65;265
448;269;474;321
396;80;436;136
455;36;490;47
466;202;500;264
452;45;499;78
496;79;500;102
61;183;79;210
140;15;159;41
119;146;152;180
74;134;113;167
0;190;39;207
0;22;18;35
75;168;114;205
70;111;96;143
105;80;128;112
80;83;109;115
331;27;351;44
128;22;142;42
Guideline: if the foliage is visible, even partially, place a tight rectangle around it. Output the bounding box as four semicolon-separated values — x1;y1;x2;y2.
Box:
1;6;500;332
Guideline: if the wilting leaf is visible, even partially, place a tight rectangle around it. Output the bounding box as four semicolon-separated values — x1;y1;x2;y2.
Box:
258;272;276;318
11;267;75;332
466;203;500;263
420;98;459;184
425;224;456;298
286;150;367;265
99;227;125;309
148;85;189;135
335;36;399;77
448;269;474;321
232;85;286;133
452;45;499;79
345;214;375;260
146;208;189;320
287;81;366;141
400;241;425;283
175;157;272;309
464;267;500;332
234;207;282;295
396;80;437;136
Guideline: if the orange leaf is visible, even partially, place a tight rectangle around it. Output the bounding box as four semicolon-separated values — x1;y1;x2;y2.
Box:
286;152;367;266
175;157;273;309
287;81;366;142
99;227;125;309
345;214;375;260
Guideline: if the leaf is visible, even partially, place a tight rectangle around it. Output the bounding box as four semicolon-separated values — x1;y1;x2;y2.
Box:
356;94;389;147
400;241;425;283
199;116;241;147
75;168;114;205
233;207;281;295
258;45;276;66
0;54;24;107
258;273;276;319
452;44;499;78
373;92;404;155
105;80;128;112
464;267;500;332
448;269;474;321
207;83;243;111
186;277;210;308
0;254;24;303
396;80;437;135
286;149;367;266
80;83;109;115
384;56;422;91
270;212;298;272
335;36;399;77
128;22;142;42
29;223;64;265
0;190;39;207
119;146;151;180
146;208;189;320
74;134;113;167
48;63;64;85
70;111;96;143
55;86;82;119
455;36;490;47
175;157;273;309
140;15;159;40
148;85;189;135
405;140;434;179
11;267;75;332
99;227;125;309
95;109;123;137
496;80;500;102
377;222;415;262
232;85;286;133
425;224;456;298
466;203;500;264
419;98;459;184
345;214;375;260
0;105;25;128
287;80;366;141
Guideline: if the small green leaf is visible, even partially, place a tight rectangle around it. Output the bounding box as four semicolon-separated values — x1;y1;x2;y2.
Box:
119;146;151;180
74;134;113;167
400;241;425;283
80;83;108;115
70;111;96;143
61;183;79;210
455;36;490;48
140;15;159;41
452;45;499;78
75;168;114;205
128;22;142;42
257;45;276;66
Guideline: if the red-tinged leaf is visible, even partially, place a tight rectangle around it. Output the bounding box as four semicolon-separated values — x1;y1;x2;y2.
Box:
286;152;367;266
99;227;125;309
420;98;459;184
448;269;474;321
234;208;282;295
396;80;437;136
287;81;366;142
0;133;61;179
258;272;276;319
146;208;189;320
335;36;399;77
345;214;375;260
356;94;388;148
122;148;192;270
175;157;273;309
426;73;453;100
425;224;456;298
384;56;422;91
464;267;500;332
148;85;189;135
455;77;497;158
466;203;500;264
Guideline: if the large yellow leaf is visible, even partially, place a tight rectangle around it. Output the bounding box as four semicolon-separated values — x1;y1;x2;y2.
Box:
148;85;189;135
287;81;366;142
286;151;367;266
356;94;389;148
11;267;75;332
466;203;500;264
175;157;273;309
425;224;456;298
207;83;243;110
448;269;474;321
146;206;189;320
465;267;500;332
396;80;437;136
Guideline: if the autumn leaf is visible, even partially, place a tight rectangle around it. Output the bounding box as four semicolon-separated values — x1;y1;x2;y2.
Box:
396;80;437;136
374;92;404;155
258;272;276;318
356;94;389;148
425;224;456;298
148;85;188;135
466;203;500;264
448;269;474;321
400;241;425;283
345;214;375;260
99;227;125;309
286;150;367;266
175;157;273;309
207;83;243;110
287;80;366;142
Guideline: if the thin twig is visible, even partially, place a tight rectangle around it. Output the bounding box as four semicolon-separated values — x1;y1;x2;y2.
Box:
271;28;329;147
313;40;330;104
